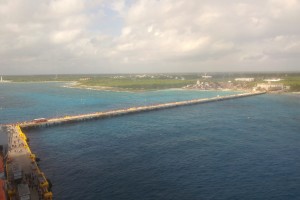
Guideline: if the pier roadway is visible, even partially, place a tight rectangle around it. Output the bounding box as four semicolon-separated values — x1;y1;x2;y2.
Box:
19;91;266;129
5;125;52;200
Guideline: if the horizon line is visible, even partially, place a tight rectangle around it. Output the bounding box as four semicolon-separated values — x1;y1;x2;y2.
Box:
1;70;300;76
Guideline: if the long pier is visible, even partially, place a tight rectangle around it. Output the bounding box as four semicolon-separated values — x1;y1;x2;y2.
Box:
19;91;265;129
2;91;265;200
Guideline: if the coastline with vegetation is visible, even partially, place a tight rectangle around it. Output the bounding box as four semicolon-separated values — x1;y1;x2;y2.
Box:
1;72;300;93
65;82;251;93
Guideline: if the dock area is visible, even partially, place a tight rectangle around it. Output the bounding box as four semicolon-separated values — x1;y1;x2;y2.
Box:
19;91;266;129
3;125;52;200
1;91;265;199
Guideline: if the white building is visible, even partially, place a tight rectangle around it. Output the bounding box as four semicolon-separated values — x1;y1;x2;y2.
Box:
0;76;10;83
256;83;284;91
263;78;282;82
235;78;254;82
202;73;212;79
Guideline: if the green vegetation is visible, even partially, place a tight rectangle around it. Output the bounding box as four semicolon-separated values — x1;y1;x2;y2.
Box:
4;75;85;82
280;75;300;92
2;72;300;92
78;77;195;90
2;74;197;90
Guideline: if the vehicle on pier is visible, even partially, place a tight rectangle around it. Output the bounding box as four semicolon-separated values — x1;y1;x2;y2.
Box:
33;118;48;123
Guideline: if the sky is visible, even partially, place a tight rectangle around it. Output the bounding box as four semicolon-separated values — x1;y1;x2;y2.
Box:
0;0;300;75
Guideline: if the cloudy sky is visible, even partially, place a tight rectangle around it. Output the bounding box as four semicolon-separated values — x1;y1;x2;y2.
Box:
0;0;300;74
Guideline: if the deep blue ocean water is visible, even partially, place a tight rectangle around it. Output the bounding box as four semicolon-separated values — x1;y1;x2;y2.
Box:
1;82;300;200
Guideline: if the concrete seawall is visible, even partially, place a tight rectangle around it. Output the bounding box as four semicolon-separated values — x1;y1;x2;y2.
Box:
19;91;266;129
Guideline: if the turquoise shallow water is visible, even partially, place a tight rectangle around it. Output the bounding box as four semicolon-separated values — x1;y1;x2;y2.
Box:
0;82;235;124
1;83;300;200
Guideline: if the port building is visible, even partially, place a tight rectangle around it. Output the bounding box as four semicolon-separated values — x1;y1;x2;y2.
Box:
263;78;282;82
256;83;285;91
202;73;212;79
235;78;254;82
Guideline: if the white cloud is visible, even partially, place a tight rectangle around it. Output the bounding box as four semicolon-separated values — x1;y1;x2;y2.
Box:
51;30;81;44
0;0;300;74
50;0;85;15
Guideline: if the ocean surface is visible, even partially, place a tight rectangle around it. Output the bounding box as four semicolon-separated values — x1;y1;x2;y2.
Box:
1;82;300;200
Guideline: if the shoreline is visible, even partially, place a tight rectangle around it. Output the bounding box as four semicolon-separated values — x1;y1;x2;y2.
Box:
2;81;299;94
64;82;249;93
64;83;299;95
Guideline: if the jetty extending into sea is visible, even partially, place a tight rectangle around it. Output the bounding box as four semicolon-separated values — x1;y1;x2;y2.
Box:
19;91;265;129
1;91;265;200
